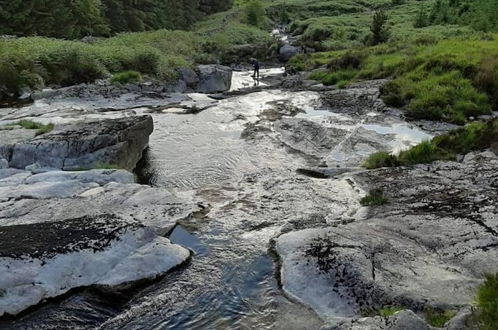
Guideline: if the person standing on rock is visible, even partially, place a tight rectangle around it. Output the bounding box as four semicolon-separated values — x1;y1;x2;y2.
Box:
251;58;260;81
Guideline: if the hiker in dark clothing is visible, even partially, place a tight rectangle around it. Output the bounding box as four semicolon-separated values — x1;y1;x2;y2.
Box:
251;58;260;80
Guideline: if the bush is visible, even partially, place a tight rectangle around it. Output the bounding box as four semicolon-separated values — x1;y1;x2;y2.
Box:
111;71;143;85
476;273;498;330
360;189;388;206
380;81;405;107
363;151;399;169
245;0;266;27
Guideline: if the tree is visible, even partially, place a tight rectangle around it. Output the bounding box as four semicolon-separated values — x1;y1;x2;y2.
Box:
369;10;390;45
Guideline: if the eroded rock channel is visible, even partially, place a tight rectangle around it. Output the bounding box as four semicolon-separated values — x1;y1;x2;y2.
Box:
0;69;496;329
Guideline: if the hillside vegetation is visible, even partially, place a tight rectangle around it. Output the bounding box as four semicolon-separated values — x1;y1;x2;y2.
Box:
0;0;233;39
1;0;498;126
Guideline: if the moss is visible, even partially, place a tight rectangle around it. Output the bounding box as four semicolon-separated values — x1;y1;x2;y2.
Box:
360;189;388;206
18;120;54;136
378;307;404;318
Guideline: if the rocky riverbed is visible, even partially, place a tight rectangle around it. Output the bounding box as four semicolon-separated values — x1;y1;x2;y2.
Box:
0;67;496;329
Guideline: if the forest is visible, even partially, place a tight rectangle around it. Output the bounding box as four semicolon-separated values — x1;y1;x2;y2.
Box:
0;0;233;39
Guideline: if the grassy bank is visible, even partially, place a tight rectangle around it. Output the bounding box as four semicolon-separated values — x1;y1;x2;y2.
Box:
0;30;209;99
293;35;498;123
363;119;498;169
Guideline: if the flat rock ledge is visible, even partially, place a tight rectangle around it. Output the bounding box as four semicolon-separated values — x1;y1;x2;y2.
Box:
0;214;190;317
0;115;153;171
0;168;198;316
276;151;498;327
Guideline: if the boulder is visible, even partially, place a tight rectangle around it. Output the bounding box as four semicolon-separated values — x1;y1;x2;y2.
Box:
196;65;232;93
178;67;199;88
279;44;299;62
3;115;153;171
0;158;7;169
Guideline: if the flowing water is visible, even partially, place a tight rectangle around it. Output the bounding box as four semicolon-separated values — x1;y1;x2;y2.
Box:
1;69;432;330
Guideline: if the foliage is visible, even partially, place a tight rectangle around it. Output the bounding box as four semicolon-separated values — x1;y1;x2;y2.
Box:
423;307;457;328
245;0;266;27
428;0;498;32
360;189;388;206
476;273;498;330
0;0;234;39
111;71;142;85
369;10;390;46
0;30;207;97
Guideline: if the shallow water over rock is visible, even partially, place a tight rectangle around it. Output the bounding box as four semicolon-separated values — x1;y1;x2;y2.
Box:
0;71;435;329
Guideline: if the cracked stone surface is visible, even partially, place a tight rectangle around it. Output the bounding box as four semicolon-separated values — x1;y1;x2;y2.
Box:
276;151;498;324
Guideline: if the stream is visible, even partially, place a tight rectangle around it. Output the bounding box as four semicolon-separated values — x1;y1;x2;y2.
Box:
2;69;433;330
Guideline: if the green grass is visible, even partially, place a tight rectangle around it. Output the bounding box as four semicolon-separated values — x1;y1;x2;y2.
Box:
423;307;457;328
17;120;54;136
363;119;498;168
111;71;142;85
292;35;498;123
476;274;498;330
360;189;388;206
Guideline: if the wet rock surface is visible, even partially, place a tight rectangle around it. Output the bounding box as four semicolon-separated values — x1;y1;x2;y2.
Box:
276;151;498;325
1;70;494;329
0;167;197;316
1;116;153;171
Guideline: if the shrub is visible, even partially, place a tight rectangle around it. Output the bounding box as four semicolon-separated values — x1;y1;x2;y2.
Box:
476;273;498;330
423;307;456;328
111;71;143;85
363;151;399;169
245;0;266;27
360;189;388;206
369;10;390;46
380;81;405;107
327;51;366;71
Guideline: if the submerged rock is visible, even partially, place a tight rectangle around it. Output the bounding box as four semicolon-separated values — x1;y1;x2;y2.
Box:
276;151;498;322
2;116;153;171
